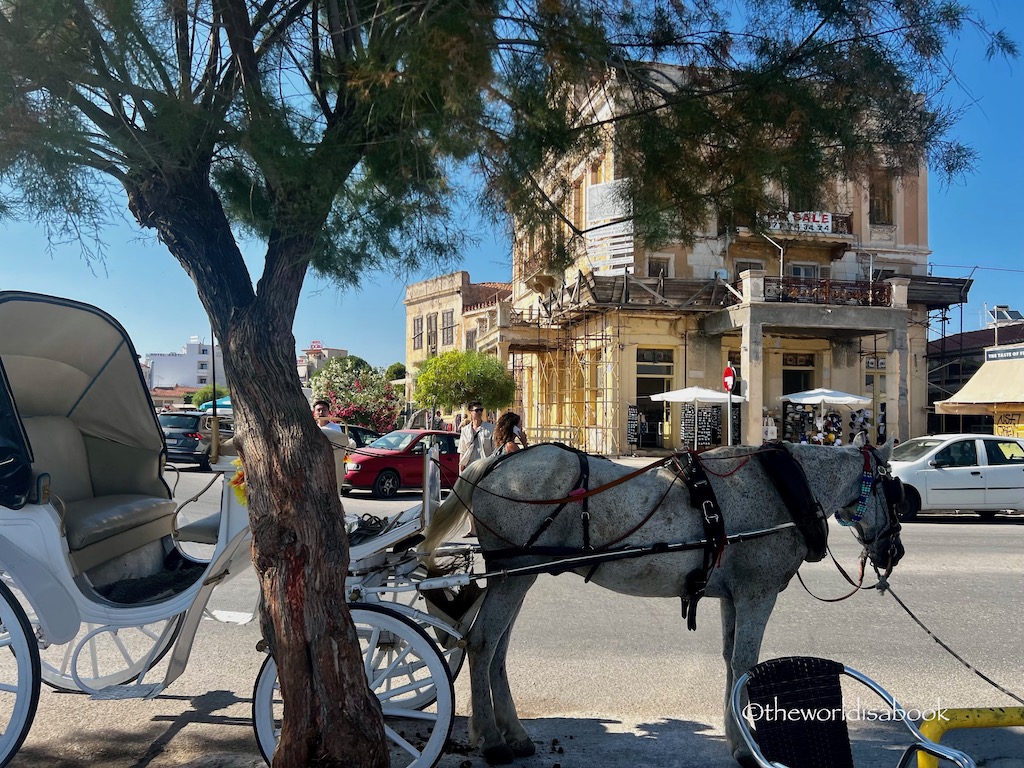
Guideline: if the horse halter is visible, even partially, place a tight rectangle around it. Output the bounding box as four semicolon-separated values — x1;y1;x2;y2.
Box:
838;446;905;573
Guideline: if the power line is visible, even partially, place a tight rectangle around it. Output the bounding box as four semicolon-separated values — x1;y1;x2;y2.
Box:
929;263;1024;275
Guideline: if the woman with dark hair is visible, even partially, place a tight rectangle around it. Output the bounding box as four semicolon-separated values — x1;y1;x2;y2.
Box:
494;412;527;456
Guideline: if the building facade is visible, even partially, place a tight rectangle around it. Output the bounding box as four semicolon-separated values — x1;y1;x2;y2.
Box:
297;340;348;386
145;337;223;388
461;156;970;454
403;271;511;404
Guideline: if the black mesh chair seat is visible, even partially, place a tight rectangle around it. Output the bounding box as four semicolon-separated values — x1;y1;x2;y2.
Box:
731;656;977;768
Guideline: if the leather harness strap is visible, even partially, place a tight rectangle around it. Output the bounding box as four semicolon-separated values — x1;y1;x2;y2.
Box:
524;449;590;548
678;451;728;631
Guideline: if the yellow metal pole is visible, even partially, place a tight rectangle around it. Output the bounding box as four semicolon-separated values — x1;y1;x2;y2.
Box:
918;706;1024;768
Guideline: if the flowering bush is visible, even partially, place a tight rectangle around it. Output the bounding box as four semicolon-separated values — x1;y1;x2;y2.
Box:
311;357;402;433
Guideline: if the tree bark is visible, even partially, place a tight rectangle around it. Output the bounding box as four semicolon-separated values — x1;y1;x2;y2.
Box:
126;170;388;768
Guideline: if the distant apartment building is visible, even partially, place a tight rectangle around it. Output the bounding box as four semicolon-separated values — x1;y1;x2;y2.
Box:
297;340;348;385
403;272;512;403
145;337;223;388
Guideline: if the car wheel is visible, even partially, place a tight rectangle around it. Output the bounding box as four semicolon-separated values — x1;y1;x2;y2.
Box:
341;488;351;497
198;454;211;472
976;511;997;521
898;490;920;522
372;470;400;499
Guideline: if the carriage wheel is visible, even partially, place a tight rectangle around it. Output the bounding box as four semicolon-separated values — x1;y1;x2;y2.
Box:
252;604;454;768
0;580;41;766
0;575;184;693
370;561;468;694
63;616;184;694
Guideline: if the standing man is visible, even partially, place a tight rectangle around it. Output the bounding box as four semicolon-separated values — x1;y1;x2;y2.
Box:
312;399;353;497
458;401;495;472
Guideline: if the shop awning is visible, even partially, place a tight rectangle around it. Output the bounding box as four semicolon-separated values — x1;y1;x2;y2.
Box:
934;357;1024;415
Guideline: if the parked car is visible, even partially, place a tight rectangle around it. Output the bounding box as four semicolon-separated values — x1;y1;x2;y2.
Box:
330;424;382;449
158;411;234;471
888;434;1024;520
343;429;460;498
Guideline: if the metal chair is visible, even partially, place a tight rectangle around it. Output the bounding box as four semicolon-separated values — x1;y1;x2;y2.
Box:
730;656;976;768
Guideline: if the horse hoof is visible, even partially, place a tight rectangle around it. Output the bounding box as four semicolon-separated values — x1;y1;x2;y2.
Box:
509;738;536;757
483;744;515;765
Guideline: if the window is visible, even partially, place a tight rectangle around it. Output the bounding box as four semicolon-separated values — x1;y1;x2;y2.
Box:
198;362;208;370
571;180;583;233
441;310;455;346
869;169;893;225
412;316;423;350
636;348;673;376
985;439;1024;465
198;377;208;385
426;313;438;350
647;254;671;278
734;260;764;280
201;348;209;355
936;440;977;468
790;264;816;279
465;329;477;350
590;158;604;185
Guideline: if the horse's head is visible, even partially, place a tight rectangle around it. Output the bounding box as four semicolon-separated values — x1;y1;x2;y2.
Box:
836;435;905;573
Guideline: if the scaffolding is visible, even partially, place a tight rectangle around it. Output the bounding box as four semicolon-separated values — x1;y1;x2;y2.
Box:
510;306;622;455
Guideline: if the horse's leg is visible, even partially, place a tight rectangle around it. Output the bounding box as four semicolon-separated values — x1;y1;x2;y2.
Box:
722;590;781;768
466;572;537;765
489;590;536;757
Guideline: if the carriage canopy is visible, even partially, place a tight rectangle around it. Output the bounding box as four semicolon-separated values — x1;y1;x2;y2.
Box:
0;291;164;455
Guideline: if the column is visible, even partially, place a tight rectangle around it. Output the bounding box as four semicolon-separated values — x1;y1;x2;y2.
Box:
887;326;910;443
741;322;764;446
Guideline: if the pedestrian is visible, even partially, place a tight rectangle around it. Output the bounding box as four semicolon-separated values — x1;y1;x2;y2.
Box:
494;412;527;456
312;399;353;497
453;412;463;432
458;401;495;472
432;409;445;430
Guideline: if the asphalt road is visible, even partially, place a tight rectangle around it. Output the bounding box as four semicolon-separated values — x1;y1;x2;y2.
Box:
11;465;1024;767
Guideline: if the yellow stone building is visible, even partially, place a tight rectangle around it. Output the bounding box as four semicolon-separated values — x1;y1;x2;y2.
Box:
405;154;970;454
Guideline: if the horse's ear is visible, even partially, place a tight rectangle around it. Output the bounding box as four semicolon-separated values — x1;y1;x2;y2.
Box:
877;436;896;462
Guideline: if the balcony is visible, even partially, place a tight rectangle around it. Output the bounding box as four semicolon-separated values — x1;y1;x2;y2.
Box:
758;276;891;306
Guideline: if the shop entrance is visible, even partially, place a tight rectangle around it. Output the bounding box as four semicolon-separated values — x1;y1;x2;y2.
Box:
636;348;673;448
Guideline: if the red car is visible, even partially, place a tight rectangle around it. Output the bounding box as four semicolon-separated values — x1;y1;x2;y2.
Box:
343;429;460;498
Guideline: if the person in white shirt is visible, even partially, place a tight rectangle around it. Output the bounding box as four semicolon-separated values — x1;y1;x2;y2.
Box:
312;399;354;496
458;401;495;472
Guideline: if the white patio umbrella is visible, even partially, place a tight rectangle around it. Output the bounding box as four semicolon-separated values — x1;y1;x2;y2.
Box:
650;386;746;449
780;388;871;408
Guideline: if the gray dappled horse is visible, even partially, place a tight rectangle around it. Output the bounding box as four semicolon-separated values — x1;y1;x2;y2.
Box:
421;436;904;766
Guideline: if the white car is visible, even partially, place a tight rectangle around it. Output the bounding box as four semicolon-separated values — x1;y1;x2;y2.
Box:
888;434;1024;520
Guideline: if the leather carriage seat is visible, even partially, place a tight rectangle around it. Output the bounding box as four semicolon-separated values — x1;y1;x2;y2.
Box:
21;415;176;573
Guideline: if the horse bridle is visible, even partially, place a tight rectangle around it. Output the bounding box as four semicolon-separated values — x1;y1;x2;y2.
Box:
837;446;904;574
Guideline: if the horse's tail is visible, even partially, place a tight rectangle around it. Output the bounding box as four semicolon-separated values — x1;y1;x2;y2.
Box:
421;455;495;572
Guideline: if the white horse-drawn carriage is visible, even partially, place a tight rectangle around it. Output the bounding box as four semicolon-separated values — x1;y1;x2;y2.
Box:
0;291;477;768
1;290;934;768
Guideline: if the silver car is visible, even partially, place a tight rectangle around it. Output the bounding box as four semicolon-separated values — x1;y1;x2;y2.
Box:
888;433;1024;520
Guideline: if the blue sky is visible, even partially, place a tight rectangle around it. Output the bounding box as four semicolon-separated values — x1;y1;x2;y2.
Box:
2;1;1021;368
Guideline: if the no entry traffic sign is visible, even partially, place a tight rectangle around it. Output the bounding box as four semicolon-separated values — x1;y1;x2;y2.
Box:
723;365;735;393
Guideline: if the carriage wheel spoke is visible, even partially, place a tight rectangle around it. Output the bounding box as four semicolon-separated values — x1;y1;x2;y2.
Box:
383;723;422;758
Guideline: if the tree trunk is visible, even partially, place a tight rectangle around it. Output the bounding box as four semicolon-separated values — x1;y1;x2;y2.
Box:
126;172;388;768
228;305;388;768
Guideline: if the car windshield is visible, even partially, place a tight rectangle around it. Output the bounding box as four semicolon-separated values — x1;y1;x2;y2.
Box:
891;438;946;462
370;431;417;451
159;414;200;430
